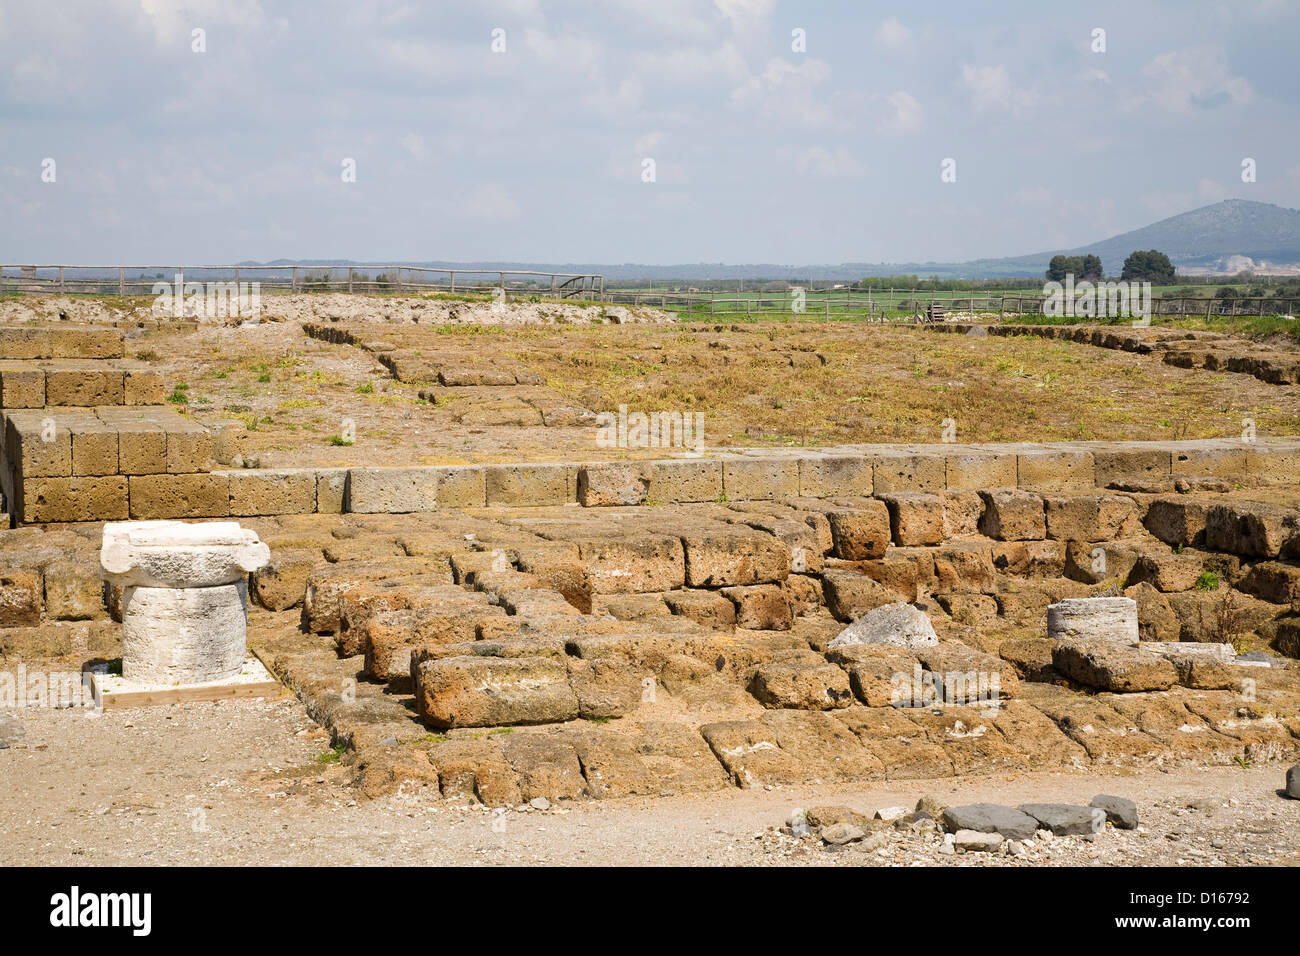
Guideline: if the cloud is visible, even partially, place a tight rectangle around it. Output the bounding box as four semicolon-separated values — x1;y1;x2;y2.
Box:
714;0;775;43
796;146;864;177
401;133;428;159
1140;48;1253;113
960;64;1037;113
731;57;833;127
457;183;518;223
880;90;923;132
874;17;911;48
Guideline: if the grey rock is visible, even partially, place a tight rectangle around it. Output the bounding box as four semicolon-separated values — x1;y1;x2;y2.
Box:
1236;651;1283;668
1091;794;1139;829
828;602;938;650
965;324;989;338
529;797;552;811
953;828;1004;851
1047;597;1138;643
941;803;1039;841
1287;765;1300;800
821;822;865;845
0;714;22;749
1020;803;1106;836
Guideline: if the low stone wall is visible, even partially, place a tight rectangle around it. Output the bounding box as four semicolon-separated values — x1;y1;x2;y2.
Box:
0;325;124;360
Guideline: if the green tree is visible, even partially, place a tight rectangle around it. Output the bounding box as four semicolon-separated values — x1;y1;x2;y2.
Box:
1120;250;1176;284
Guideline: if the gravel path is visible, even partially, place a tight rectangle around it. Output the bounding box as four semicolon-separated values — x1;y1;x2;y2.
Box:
1;697;1296;866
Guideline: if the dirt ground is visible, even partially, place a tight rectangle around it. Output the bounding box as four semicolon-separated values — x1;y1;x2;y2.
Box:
1;695;1296;867
93;318;1300;470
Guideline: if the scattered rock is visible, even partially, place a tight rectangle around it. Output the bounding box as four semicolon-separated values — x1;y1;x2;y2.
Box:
821;822;866;845
529;796;552;811
953;828;1004;852
941;803;1039;841
1046;597;1139;643
1091;794;1139;830
1019;803;1103;836
827;602;938;650
874;805;909;822
0;714;22;749
1287;765;1300;800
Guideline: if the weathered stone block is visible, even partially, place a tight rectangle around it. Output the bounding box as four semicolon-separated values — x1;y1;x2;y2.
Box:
44;368;124;406
114;422;167;475
1017;450;1094;493
722;456;799;501
945;452;1017;491
20;476;128;523
578;463;649;506
873;453;945;493
826;502;891;559
878;492;944;546
0;569;43;626
165;422;213;473
413;655;578;728
43;557;105;620
1043;494;1140;542
798;454;872;498
128;474;230;519
722;583;792;630
0;367;44;407
226;468;316;516
1051;637;1177;692
681;527;790;587
482;463;573;506
978;488;1045;541
69;424;119;476
647;459;722;503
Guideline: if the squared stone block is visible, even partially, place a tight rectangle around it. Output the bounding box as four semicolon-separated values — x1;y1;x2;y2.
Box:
437;466;486;508
1093;447;1172;488
70;424;119;476
1245;444;1300;485
946;451;1017;491
873;452;946;493
723;456;799;501
647;459;722;503
316;468;348;513
578;463;649;507
6;413;71;477
123;369;166;405
47;327;124;359
226;468;317;516
1172;442;1248;478
114;421;167;475
0;568;43;625
19;476;129;523
165;421;213;473
1017;450;1095;493
44;368;124;406
0;367;45;408
484;463;574;506
798;454;872;498
128;473;230;519
346;467;438;513
43;556;106;620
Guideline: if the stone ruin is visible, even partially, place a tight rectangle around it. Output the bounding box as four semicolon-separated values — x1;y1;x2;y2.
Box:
1;317;1299;809
100;520;268;684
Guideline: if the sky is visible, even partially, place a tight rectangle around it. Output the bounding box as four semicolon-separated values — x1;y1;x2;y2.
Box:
2;0;1299;266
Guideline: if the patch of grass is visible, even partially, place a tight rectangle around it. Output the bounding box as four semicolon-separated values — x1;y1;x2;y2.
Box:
278;399;320;410
1194;570;1221;591
315;744;346;764
329;434;354;446
356;381;375;394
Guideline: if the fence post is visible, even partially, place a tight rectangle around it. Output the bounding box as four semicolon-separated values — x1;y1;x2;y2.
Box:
1259;297;1266;320
58;266;64;293
348;268;354;293
118;267;124;296
292;267;298;291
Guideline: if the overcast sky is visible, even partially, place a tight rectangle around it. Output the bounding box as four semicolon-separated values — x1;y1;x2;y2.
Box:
2;0;1298;266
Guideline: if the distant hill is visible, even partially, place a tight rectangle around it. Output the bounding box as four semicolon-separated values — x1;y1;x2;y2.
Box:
227;200;1300;282
971;199;1300;277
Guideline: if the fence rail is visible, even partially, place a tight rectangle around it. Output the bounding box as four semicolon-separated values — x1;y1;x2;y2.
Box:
0;264;605;299
1;268;1295;322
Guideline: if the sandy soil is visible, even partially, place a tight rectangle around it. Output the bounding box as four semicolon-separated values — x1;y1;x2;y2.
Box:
1;695;1296;867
